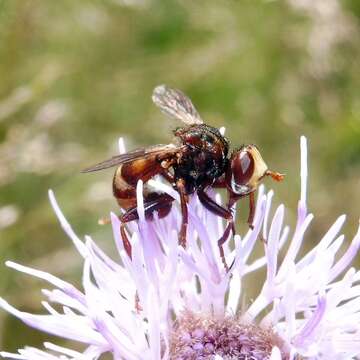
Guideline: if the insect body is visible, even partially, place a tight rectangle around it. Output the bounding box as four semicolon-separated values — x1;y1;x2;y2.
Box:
83;85;284;267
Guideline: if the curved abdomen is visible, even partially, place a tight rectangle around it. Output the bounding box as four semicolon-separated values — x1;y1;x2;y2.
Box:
113;157;167;210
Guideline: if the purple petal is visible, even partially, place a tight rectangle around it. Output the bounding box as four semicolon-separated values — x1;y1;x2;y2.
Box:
329;223;360;281
0;297;106;346
292;295;326;347
5;261;85;306
48;190;87;258
266;204;284;285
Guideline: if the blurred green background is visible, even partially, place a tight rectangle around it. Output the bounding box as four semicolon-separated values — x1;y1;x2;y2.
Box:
0;0;360;353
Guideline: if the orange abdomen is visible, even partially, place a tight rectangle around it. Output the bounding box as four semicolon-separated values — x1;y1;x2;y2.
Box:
113;156;164;210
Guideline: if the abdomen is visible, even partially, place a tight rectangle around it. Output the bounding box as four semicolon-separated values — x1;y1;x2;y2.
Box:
112;157;165;210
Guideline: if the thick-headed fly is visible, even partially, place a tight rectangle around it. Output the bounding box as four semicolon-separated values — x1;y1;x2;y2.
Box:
83;85;284;267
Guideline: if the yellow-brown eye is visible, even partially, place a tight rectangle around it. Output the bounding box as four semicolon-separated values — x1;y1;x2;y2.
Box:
231;150;254;186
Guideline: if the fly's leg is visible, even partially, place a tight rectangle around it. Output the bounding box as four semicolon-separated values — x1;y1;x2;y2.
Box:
197;189;232;219
176;178;188;248
120;224;132;259
198;189;234;271
96;217;132;258
212;175;227;188
120;193;174;223
217;221;236;271
120;193;174;314
119;193;175;256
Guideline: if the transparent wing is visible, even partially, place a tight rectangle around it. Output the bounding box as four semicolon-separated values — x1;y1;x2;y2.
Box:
81;149;146;173
152;84;203;125
81;144;179;173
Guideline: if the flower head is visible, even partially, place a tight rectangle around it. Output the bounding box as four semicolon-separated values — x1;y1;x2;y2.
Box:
1;136;360;359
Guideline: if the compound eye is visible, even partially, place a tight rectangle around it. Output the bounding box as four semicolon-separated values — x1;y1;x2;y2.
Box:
232;150;254;185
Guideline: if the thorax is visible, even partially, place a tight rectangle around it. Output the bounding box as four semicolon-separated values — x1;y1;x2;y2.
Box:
173;124;229;193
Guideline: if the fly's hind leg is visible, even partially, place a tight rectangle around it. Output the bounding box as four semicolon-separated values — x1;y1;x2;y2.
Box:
120;193;174;314
96;216;132;258
120;223;132;259
120;193;174;223
119;193;175;257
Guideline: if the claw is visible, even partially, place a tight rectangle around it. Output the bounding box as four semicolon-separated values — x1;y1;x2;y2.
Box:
178;232;187;248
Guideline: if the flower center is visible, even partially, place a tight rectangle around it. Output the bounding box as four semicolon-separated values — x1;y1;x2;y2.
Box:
169;312;287;359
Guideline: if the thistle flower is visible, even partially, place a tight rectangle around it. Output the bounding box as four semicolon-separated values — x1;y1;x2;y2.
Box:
1;136;360;360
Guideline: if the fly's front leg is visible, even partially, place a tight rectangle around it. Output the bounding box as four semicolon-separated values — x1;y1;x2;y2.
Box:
212;174;226;188
198;188;232;219
198;189;234;270
176;178;188;248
